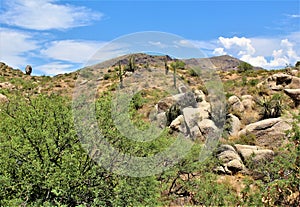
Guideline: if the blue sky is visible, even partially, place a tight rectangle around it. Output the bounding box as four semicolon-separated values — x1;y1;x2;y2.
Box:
0;0;299;75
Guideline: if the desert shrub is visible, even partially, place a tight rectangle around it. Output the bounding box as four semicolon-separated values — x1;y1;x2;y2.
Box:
103;73;110;80
188;68;198;77
238;62;253;73
242;76;247;86
0;94;161;206
236;133;256;145
166;103;181;126
256;93;284;119
248;79;259;86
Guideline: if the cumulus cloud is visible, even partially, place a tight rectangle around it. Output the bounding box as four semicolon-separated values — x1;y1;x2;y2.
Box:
213;47;227;56
0;28;40;68
218;36;256;56
215;36;300;69
41;40;106;63
0;0;102;30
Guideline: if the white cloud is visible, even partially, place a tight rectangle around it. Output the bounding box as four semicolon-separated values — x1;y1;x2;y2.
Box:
41;40;106;63
218;36;256;56
213;47;227;56
0;0;102;30
0;28;40;68
36;62;77;76
286;14;300;18
215;35;300;69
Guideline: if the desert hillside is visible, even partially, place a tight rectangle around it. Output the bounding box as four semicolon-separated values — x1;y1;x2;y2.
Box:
0;54;300;206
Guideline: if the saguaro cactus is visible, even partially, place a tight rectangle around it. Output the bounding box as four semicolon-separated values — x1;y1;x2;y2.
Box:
128;55;136;72
117;61;125;88
170;61;179;88
164;57;169;75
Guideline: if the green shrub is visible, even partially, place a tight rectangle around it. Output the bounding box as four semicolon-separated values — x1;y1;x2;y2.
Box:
188;68;198;77
256;93;284;119
238;62;253;72
103;73;110;80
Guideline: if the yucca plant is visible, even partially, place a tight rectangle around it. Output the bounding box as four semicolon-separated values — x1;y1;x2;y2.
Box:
256;93;284;119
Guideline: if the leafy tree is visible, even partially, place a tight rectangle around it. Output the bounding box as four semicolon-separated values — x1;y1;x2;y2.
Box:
238;62;253;72
0;94;161;206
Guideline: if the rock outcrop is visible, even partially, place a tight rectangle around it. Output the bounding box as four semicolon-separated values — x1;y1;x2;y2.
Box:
284;89;300;107
258;73;300;91
215;144;274;175
238;118;292;148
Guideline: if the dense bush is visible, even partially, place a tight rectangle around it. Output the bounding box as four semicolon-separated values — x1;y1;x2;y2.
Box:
0;94;160;206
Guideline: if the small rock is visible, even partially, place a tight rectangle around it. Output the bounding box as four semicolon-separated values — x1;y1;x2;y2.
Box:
0;94;8;103
178;85;188;93
0;82;15;90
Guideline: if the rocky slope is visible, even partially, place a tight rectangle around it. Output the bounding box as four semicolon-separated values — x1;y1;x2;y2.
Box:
1;54;300;205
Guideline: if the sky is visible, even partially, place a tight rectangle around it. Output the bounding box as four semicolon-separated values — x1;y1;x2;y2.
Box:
0;0;299;75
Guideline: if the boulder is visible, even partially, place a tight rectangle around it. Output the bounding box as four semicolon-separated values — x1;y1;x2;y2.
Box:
0;94;8;103
189;126;202;140
260;73;300;91
156;112;167;128
290;69;299;76
198;119;218;138
194;90;206;102
182;106;209;130
234;144;274;161
238;118;292;148
216;144;245;174
169;115;185;132
273;73;292;86
25;65;32;75
228;114;241;136
197;100;211;112
241;95;255;110
228;95;244;112
289;76;300;89
156;97;175;113
284;89;300;107
173;92;197;108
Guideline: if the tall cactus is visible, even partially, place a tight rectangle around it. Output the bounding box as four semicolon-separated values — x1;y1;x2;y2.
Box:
164;57;169;75
170;60;178;88
117;60;125;88
128;55;136;72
